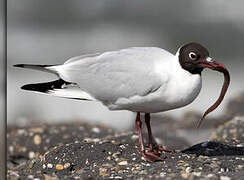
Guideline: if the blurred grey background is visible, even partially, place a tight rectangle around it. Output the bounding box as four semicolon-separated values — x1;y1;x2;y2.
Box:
1;0;5;177
8;0;244;130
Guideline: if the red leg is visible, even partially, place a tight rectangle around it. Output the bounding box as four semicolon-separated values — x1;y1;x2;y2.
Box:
135;113;145;153
135;112;163;162
145;113;175;154
145;113;154;150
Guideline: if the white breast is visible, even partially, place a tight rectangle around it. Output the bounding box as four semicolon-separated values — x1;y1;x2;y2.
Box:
110;56;202;113
158;61;202;111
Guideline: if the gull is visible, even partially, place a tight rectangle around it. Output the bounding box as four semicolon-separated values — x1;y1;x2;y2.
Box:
14;42;230;162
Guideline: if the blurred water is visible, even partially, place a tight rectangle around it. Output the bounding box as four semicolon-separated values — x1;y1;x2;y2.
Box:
7;0;244;130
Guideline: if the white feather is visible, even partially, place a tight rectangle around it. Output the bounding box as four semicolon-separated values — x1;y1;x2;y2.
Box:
47;86;96;101
51;47;202;113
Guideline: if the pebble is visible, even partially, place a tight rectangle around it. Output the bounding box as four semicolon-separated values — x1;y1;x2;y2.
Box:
99;166;109;176
30;127;44;133
220;176;231;180
181;172;189;179
43;174;57;180
33;135;42;145
17;129;26;135
207;174;218;179
112;152;121;158
118;161;128;166
91;127;101;133
185;167;192;173
64;163;71;169
193;172;201;176
55;164;64;170
119;145;126;149
237;165;243;169
28;151;36;159
160;172;166;177
8;146;14;153
131;135;139;141
83;138;93;143
47;163;53;169
27;175;34;179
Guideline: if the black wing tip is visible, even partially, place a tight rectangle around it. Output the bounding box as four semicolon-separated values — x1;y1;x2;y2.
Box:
21;84;48;93
20;79;70;93
13;64;50;67
13;64;25;68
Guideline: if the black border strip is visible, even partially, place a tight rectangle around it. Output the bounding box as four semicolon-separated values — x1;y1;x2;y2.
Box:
4;0;7;179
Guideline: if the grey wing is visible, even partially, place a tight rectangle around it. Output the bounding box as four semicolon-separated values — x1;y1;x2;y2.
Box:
56;47;170;103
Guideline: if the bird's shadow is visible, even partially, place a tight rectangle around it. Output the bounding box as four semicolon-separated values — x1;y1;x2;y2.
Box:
181;141;244;156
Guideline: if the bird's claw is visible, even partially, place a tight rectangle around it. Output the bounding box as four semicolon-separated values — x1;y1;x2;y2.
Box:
147;144;175;154
141;150;164;162
157;146;175;153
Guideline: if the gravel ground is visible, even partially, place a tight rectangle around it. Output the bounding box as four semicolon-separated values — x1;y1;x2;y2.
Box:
7;117;244;180
7;94;244;179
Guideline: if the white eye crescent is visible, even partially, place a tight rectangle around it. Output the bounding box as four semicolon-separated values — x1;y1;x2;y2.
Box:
189;52;197;60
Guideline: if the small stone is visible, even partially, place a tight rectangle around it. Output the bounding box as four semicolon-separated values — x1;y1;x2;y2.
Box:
17;129;26;135
56;164;64;170
207;174;217;178
47;163;53;169
33;135;42;145
30;127;44;133
91;127;100;133
43;164;46;169
27;175;34;179
114;176;122;179
181;172;189;179
120;145;126;149
185;167;192;173
8;146;14;153
16;145;27;152
93;138;100;143
112;152;121;158
138;170;147;175
111;140;120;145
220;176;231;180
43;174;57;180
192;172;201;176
64;163;71;169
28;151;36;159
118;161;128;166
198;155;208;159
99;166;109;176
131;135;139;141
237;165;243;169
84;138;93;143
115;165;125;172
160;172;166;177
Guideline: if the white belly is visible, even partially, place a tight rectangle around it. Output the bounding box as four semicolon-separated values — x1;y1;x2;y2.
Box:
108;67;202;113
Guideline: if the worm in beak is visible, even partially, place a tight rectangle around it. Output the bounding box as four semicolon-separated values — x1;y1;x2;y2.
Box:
196;57;230;128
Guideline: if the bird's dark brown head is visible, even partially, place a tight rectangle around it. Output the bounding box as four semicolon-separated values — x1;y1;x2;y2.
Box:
178;42;224;75
178;42;230;128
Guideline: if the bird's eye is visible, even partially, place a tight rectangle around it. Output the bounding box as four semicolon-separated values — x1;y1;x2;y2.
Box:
189;52;197;60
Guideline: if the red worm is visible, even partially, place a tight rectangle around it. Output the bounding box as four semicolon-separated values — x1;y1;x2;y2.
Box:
197;68;230;128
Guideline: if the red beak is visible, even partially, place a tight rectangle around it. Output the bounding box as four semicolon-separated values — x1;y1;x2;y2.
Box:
200;59;226;72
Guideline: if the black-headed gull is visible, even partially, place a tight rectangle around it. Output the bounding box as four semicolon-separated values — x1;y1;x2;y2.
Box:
14;42;230;162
